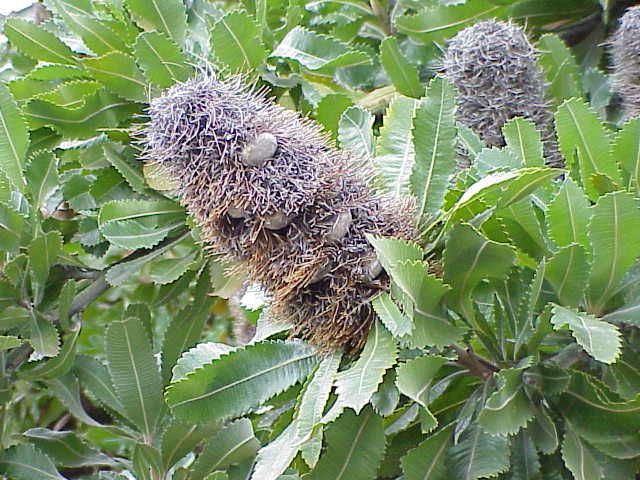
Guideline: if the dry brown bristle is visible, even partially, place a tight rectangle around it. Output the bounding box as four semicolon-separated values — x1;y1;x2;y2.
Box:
140;74;415;351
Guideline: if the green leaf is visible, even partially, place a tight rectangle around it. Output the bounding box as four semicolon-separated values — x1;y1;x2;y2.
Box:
338;106;374;166
613;117;640;194
210;11;267;72
125;0;187;45
401;424;453;480
21;329;79;380
28;231;62;289
323;322;397;422
271;26;370;73
4;18;77;66
537;34;582;106
389;260;463;347
25;428;115;468
372;292;412;338
74;355;124;413
395;0;505;43
26;150;59;213
444;224;515;321
503;117;544;167
546;178;591;251
166;340;317;423
29;313;59;358
375;95;419;196
191;419;259;480
478;368;534;436
551;305;621;364
26;89;140;139
134;31;192;88
106;317;163;439
367;236;422;272
252;353;341;480
379;37;422;98
561;424;603;480
529;405;559;454
448;424;510;480
171;342;235;383
507;430;541;480
396;354;446;415
545;244;589;307
316;93;353;138
410;76;457;226
0;443;64;480
555;97;621;200
0;335;21;350
0;204;25;254
588;191;640;310
98;199;185;250
160;420;218;470
82;52;147;102
0;83;29;191
307;407;385;480
102;143;147;194
46;373;102;427
43;0;130;55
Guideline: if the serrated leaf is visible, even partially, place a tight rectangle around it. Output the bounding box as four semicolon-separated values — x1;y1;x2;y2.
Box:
410;76;457;226
74;355;124;413
367;236;422;273
25;428;115;468
150;253;196;285
45;373;102;426
379;37;422;98
191;419;260;480
546;178;591;251
555;97;621;200
252;353;341;480
444;224;515;321
561;424;603;480
372;292;412;338
82;52;147;102
401;424;453;480
588;191;640;311
134;31;191;88
35;80;102;109
614;117;640;194
507;430;541;480
0;335;21;350
395;0;505;43
106;317;163;439
26;89;140;139
29;314;59;358
102;143;147;194
166;340;317;423
4;18;77;66
323;322;397;422
338;106;374;167
160;420;218;470
0;204;25;254
478;368;534;436
28;231;62;289
537;34;582;106
26;150;59;213
210;11;266;72
545;244;589;307
0;83;29;191
307;407;385;480
447;424;510;480
551;305;621;364
171;342;235;383
21;329;79;380
396;354;446;411
0;443;65;480
529;405;559;454
126;0;187;45
316;93;353;138
375;95;419;196
271;26;370;73
503;117;544;167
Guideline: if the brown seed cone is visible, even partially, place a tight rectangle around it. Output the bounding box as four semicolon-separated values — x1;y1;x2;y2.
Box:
141;75;415;351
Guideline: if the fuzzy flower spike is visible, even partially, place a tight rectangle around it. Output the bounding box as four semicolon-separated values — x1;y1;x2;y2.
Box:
444;20;562;167
611;6;640;120
140;74;415;351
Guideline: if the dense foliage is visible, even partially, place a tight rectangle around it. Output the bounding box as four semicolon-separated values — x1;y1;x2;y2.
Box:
0;0;639;479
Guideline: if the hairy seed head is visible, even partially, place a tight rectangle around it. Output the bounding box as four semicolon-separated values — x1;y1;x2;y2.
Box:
611;6;640;120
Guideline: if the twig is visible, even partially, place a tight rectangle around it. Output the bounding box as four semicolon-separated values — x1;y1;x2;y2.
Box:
453;345;500;379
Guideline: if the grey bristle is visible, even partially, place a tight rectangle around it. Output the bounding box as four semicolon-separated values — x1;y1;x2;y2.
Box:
611;6;640;120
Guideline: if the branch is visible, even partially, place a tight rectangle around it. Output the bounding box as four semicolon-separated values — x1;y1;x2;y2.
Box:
452;345;500;379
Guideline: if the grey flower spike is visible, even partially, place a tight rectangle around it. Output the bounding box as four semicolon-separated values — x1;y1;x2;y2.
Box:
611;6;640;120
242;132;278;167
140;74;415;351
444;20;563;167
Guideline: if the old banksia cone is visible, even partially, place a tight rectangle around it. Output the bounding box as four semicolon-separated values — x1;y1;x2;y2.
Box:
611;6;640;120
140;75;415;351
444;20;562;167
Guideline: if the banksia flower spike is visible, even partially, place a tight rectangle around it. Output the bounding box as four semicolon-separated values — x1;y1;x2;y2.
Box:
611;6;640;120
140;75;415;351
444;20;563;167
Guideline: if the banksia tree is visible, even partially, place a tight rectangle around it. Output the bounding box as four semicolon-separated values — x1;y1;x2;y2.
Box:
444;20;563;167
611;6;640;120
140;75;415;351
